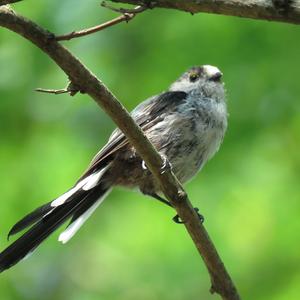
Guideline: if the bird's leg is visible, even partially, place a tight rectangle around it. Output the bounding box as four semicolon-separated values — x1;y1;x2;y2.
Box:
142;154;203;223
145;193;204;224
146;192;173;208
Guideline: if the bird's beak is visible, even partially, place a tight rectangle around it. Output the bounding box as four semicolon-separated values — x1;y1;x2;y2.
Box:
209;71;223;82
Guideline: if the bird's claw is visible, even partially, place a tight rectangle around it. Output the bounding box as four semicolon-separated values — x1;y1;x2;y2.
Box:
141;160;147;170
160;156;172;174
141;156;171;174
172;207;204;224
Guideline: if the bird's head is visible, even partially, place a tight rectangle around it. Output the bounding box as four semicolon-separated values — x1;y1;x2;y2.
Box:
169;65;225;101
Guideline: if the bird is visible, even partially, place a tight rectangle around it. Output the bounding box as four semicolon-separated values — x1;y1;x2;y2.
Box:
0;65;228;272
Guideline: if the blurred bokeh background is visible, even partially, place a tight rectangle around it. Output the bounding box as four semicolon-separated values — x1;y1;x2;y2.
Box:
0;1;300;299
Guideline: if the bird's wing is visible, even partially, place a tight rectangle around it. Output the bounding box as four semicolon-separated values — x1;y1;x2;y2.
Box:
79;91;187;180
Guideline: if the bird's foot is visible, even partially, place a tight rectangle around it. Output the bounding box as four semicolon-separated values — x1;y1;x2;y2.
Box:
172;207;204;224
142;155;172;175
160;155;172;174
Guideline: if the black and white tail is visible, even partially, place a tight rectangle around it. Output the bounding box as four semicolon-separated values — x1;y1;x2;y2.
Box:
0;167;111;272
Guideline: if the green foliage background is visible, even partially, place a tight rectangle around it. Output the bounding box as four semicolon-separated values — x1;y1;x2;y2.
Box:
0;1;300;299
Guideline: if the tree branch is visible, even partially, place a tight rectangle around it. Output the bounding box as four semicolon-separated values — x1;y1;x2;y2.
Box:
111;0;300;25
0;6;240;300
0;0;21;5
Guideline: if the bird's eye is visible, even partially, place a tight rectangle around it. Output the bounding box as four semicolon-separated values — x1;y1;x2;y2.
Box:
189;73;199;82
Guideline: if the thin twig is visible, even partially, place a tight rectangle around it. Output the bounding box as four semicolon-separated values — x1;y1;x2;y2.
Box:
55;15;133;41
0;6;240;300
55;3;147;41
35;88;69;94
35;82;80;96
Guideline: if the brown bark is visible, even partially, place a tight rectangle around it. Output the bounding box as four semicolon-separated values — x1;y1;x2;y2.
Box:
112;0;300;25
